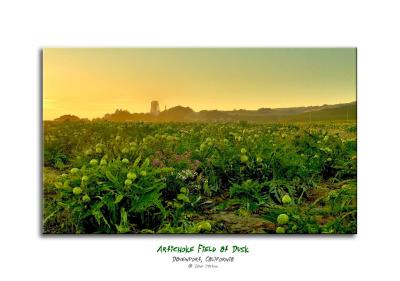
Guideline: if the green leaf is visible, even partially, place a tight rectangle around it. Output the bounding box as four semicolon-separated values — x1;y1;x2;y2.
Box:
105;170;120;187
43;210;57;224
114;194;124;205
177;193;190;203
121;208;128;225
133;155;141;167
141;157;150;168
116;208;130;233
129;186;163;213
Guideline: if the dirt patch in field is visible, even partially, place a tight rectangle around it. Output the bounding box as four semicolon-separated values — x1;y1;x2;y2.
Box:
210;212;275;233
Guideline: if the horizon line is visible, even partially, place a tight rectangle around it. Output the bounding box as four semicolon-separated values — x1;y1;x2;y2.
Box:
44;100;356;121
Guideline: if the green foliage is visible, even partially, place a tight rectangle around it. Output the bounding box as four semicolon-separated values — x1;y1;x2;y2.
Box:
229;180;266;212
43;121;357;234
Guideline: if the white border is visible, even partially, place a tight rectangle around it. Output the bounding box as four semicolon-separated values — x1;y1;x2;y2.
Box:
1;0;400;280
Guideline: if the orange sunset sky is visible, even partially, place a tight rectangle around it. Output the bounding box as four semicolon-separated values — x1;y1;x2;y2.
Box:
43;48;356;120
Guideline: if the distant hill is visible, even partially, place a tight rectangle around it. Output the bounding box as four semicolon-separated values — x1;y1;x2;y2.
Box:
103;109;154;122
283;103;356;122
158;106;195;121
53;114;81;122
102;101;357;122
51;101;357;122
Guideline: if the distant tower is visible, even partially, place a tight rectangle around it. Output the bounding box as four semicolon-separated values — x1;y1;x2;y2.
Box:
150;101;160;116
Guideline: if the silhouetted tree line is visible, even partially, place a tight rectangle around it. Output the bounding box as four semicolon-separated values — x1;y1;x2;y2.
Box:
51;102;356;123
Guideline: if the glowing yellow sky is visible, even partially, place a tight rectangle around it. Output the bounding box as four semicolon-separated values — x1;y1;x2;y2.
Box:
43;48;356;120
